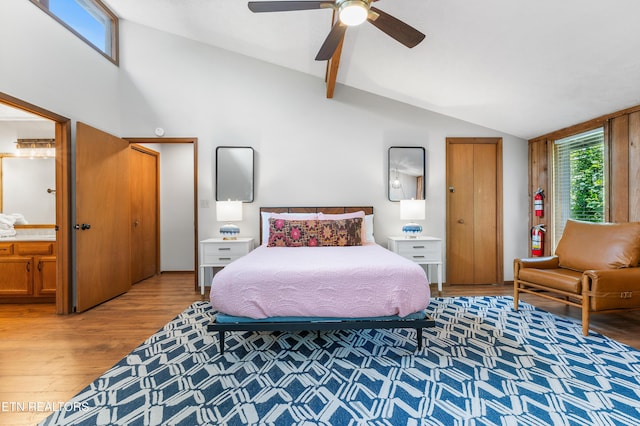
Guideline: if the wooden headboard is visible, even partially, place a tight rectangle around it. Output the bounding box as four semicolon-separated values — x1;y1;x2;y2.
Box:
259;206;374;243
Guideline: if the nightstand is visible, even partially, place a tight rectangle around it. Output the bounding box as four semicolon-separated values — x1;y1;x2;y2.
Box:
388;236;443;292
199;237;254;295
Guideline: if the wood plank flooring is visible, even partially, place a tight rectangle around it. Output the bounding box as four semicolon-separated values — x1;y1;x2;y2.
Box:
1;274;639;425
0;272;202;426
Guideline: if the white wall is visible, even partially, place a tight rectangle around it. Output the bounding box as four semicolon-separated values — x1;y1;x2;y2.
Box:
0;121;55;152
0;1;121;134
142;143;195;271
0;3;530;281
118;21;529;280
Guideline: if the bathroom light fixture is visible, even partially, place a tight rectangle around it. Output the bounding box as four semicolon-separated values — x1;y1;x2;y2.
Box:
400;199;425;238
216;200;243;240
338;0;369;26
15;139;55;158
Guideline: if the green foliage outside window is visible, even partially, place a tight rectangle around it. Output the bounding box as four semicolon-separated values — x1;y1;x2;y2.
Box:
553;127;605;247
569;145;604;222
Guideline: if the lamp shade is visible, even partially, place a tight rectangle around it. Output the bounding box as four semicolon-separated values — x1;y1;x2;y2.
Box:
400;199;425;221
216;200;242;222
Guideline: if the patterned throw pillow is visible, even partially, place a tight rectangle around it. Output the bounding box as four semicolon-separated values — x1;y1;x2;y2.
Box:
317;217;363;246
267;219;319;247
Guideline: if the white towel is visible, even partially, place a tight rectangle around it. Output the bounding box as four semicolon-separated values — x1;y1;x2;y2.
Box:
0;228;16;237
0;214;16;230
10;213;27;225
0;213;27;230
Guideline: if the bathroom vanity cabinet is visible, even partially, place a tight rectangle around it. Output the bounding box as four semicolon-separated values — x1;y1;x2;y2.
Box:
0;240;56;302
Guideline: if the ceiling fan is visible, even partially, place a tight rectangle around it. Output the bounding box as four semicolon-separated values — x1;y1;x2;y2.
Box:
247;0;425;61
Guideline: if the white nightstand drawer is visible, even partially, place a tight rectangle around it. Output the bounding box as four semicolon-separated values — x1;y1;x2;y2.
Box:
202;243;250;262
203;254;243;265
396;244;441;262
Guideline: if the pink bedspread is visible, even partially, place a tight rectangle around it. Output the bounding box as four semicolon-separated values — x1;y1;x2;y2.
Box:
210;244;430;319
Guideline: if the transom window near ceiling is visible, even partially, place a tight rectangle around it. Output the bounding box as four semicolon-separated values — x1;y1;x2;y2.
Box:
552;127;605;247
30;0;118;63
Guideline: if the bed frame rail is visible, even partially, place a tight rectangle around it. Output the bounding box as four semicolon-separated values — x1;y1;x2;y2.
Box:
208;316;435;354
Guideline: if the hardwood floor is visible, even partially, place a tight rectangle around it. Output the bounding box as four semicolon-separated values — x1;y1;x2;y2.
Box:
1;275;639;425
0;272;202;426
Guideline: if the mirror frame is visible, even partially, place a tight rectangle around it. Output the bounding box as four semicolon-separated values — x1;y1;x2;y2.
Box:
388;146;426;202
215;146;254;202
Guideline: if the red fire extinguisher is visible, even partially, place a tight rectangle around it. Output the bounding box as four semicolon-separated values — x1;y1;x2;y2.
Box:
534;188;545;217
531;224;545;256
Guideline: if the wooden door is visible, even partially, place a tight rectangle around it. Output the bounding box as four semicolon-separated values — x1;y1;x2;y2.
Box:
130;145;159;283
446;138;503;285
75;123;131;312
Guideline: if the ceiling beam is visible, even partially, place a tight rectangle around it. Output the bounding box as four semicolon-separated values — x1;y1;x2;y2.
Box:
325;36;344;98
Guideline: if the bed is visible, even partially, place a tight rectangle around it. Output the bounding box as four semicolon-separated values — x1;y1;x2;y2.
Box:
207;206;434;353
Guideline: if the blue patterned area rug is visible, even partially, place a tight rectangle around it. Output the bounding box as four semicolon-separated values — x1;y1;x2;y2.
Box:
41;297;640;425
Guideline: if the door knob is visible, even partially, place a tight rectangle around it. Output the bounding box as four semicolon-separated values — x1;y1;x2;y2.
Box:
81;223;91;230
458;219;465;224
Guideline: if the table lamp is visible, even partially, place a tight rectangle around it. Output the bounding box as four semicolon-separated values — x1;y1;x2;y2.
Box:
216;200;242;240
400;199;425;238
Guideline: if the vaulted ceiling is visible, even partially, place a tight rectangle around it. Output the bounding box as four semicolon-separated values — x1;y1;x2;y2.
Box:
102;0;640;139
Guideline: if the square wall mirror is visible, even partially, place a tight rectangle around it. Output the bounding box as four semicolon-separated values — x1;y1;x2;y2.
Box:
388;146;425;201
216;146;254;202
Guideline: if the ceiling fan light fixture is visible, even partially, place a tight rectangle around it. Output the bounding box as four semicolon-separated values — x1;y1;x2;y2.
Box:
338;0;368;26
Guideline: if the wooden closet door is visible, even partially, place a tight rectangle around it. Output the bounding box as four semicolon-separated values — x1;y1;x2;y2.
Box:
447;143;475;284
446;138;503;285
75;123;131;312
130;145;159;284
473;144;498;283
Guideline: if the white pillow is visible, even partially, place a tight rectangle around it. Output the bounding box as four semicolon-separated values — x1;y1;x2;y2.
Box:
261;212;318;245
365;214;375;243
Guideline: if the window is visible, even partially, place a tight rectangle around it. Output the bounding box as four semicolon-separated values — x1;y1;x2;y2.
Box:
30;0;118;63
552;127;605;247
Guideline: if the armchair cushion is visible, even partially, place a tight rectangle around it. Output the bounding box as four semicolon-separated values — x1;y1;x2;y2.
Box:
555;220;640;271
518;268;583;293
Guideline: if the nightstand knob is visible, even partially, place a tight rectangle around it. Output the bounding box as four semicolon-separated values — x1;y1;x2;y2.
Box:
457;219;465;224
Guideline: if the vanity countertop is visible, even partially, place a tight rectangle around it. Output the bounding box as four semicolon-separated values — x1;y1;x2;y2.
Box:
0;234;56;242
0;229;56;243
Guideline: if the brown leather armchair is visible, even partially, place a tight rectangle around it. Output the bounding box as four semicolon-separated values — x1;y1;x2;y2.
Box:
514;219;640;335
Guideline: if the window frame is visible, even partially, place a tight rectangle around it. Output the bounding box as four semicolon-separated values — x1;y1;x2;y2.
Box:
29;0;119;65
550;126;607;248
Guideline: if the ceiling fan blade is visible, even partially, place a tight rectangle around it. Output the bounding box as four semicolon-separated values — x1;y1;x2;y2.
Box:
248;1;334;13
315;21;348;61
368;7;425;48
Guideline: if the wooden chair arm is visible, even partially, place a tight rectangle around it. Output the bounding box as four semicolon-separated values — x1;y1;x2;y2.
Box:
584;268;640;292
514;256;559;270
